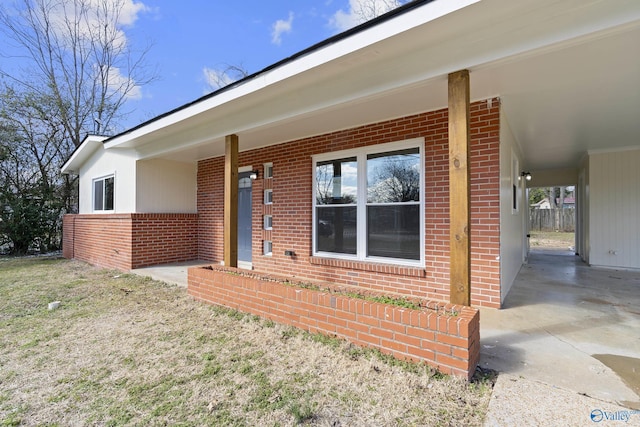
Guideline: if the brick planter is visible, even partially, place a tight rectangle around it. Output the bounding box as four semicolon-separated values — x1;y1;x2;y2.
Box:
188;266;480;379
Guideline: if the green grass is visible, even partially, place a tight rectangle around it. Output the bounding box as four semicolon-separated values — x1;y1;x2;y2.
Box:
0;256;493;426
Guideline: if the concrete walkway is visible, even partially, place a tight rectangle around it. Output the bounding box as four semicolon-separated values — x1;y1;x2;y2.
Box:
482;249;640;425
131;260;207;287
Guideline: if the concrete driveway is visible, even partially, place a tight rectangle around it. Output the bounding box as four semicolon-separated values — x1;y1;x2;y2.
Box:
480;249;640;410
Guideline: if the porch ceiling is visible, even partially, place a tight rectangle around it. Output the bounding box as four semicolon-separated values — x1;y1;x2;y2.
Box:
120;0;639;172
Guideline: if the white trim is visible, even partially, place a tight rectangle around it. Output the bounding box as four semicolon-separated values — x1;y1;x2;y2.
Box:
103;1;477;151
264;189;273;205
587;145;640;155
312;138;425;267
61;135;107;175
263;162;273;179
263;240;273;257
263;215;273;230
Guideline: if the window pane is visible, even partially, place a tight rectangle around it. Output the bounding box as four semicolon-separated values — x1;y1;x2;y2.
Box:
316;206;357;254
104;177;114;210
367;204;419;260
367;148;420;203
94;180;103;211
316;157;357;205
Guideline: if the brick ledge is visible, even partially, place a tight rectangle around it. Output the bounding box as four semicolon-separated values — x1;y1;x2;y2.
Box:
310;256;427;278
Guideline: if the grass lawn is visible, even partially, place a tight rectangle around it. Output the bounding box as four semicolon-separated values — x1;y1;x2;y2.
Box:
529;231;575;250
0;257;493;426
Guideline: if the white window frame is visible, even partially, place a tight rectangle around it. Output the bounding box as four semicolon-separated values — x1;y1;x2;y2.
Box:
264;162;273;179
312;138;425;267
263;240;273;256
512;151;520;214
264;215;273;230
92;174;115;212
264;189;273;205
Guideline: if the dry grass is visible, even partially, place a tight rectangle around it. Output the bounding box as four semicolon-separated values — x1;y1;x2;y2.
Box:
0;257;493;426
529;231;575;250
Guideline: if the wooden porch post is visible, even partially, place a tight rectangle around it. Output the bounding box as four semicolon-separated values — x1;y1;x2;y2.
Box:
448;70;471;306
224;134;239;268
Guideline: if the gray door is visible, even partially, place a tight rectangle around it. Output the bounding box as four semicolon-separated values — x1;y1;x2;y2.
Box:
238;172;253;263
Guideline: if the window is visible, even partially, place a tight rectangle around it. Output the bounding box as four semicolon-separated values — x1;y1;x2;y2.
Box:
313;139;424;265
264;215;273;230
263;240;272;256
512;151;520;214
264;163;273;179
264;189;273;204
93;175;114;211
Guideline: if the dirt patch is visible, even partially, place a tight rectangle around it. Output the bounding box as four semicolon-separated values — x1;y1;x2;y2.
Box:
0;257;493;426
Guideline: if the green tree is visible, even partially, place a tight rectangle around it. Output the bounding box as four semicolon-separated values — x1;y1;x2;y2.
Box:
0;0;156;254
0;86;68;253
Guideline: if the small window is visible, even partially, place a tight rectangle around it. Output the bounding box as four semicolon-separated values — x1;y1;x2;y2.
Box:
264;163;273;179
264;189;273;205
512;151;520;214
264;215;273;230
93;175;114;211
263;240;272;256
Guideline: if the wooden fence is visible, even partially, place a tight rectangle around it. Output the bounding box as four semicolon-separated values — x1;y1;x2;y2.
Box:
530;208;575;232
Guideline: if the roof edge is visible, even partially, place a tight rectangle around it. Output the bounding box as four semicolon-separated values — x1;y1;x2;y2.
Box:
103;0;438;145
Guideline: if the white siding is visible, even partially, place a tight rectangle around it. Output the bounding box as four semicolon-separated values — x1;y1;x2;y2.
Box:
589;148;640;269
499;107;526;302
78;147;137;214
136;159;197;213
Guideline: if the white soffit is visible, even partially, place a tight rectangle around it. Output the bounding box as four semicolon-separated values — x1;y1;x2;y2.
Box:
104;0;480;151
102;0;639;171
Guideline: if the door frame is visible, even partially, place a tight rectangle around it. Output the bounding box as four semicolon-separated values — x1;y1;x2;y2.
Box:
238;166;253;270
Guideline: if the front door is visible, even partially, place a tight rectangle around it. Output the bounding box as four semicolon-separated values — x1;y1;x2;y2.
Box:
238;172;253;266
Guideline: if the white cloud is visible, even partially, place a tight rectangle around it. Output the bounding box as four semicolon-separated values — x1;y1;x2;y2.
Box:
271;12;294;45
106;66;142;100
46;1;150;99
329;0;404;32
203;67;236;92
116;0;150;26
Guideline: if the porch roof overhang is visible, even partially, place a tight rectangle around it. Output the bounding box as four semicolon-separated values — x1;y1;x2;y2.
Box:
99;0;640;172
61;135;107;175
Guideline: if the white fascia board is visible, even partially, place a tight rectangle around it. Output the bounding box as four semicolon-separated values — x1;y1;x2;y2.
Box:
61;135;108;175
104;0;479;150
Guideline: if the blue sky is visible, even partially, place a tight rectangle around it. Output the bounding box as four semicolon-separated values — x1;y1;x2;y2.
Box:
105;0;406;129
0;0;409;131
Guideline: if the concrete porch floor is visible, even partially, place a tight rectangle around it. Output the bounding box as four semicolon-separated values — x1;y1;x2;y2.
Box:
131;260;208;287
481;248;640;410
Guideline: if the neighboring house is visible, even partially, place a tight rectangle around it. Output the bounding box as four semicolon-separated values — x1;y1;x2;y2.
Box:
62;0;640;312
531;197;575;210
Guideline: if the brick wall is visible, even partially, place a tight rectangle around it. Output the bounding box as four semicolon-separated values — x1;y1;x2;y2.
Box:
63;213;198;270
131;214;199;268
188;266;480;379
197;99;501;307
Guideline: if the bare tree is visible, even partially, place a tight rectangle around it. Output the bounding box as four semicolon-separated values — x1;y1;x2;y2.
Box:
0;0;157;145
0;0;156;253
203;63;249;92
352;0;408;23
